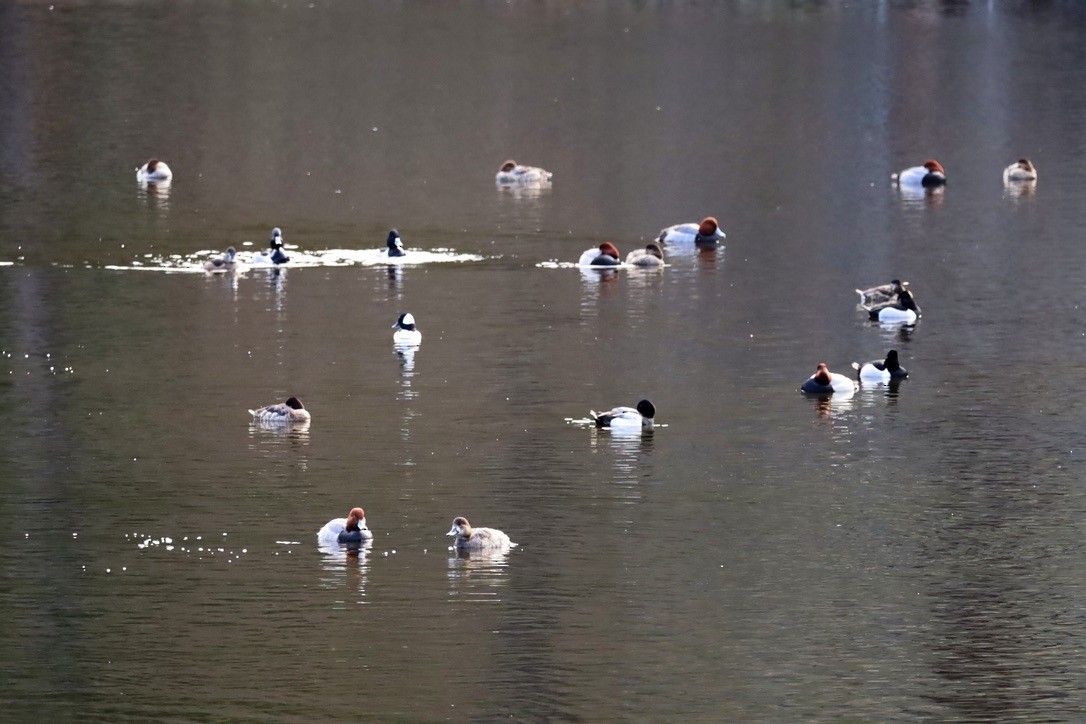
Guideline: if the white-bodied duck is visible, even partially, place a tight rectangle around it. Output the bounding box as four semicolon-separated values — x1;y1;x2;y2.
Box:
801;363;857;395
495;160;552;185
1003;158;1038;183
864;289;921;323
590;399;656;431
317;507;373;545
656;217;726;245
136;158;173;183
852;350;909;383
253;227;289;265
392;312;422;345
892;159;946;188
578;242;622;267
248;396;311;423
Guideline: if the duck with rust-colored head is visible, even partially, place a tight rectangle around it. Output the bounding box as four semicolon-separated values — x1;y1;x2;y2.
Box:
656;217;726;246
578;242;622;267
447;516;516;552
317;507;373;545
893;159;946;188
495;159;552;185
248;396;311;423
801;363;857;395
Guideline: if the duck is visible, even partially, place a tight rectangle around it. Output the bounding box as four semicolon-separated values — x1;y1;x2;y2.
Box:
892;159;946;188
317;507;373;545
248;396;311;423
852;350;909;383
801;363;857;395
495;160;552;185
626;243;665;267
656;217;726;246
578;242;622;267
447;516;516;552
856;279;909;307
1003;158;1038;183
135;158;173;182
203;247;237;272
385;229;405;257
253;228;289;265
392;312;422;345
864;289;921;323
589;399;656;431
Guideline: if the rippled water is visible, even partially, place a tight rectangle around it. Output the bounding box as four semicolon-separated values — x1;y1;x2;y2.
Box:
3;1;1086;720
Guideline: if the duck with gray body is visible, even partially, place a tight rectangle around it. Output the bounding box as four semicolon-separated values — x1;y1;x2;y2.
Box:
447;516;515;551
204;247;237;272
589;399;656;430
856;279;908;308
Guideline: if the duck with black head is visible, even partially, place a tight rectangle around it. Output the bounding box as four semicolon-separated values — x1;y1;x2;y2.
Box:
385;229;406;257
856;279;909;308
392;312;421;345
253;228;289;265
317;507;373;545
590;399;656;431
578;242;622;267
864;289;921;323
248;396;311;423
852;350;909;383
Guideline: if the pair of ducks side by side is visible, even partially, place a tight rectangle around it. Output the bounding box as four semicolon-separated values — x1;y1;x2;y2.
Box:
856;279;922;323
204;228;289;272
577;216;725;267
800;351;909;394
892;158;1039;188
317;509;516;552
578;242;665;267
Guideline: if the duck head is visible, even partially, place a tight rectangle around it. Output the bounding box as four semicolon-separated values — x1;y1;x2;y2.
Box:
883;350;902;372
923;160;945;175
225;247;236;262
345;507;368;531
146;158;162;173
386;229;403;251
645;243;664;260
285;397;305;410
393;312;416;331
270;227;283;249
813;363;832;385
447;516;472;540
696;217;725;243
598;242;620;259
499;160;517;173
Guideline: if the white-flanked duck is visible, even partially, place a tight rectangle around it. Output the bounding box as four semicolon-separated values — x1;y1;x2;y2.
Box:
856;279;909;308
136;158;173;182
626;243;665;267
1003;159;1038;183
392;312;422;345
385;229;405;257
892;159;946;188
578;242;622;267
248;396;311;423
852;350;909;383
864;289;921;323
447;516;516;552
801;363;857;395
203;247;237;272
656;216;726;246
495;160;552;185
253;227;289;265
317;507;373;545
590;399;656;431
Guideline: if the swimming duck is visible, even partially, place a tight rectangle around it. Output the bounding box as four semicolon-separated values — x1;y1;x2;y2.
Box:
248;396;311;423
1003;159;1038;183
495;160;552;185
386;229;405;257
392;312;422;345
856;279;909;307
447;516;516;552
656;217;726;245
852;350;908;383
578;242;622;267
801;363;857;394
864;289;921;323
135;158;173;182
253;228;289;265
203;247;237;272
589;399;656;431
626;243;665;267
892;160;946;188
317;507;373;545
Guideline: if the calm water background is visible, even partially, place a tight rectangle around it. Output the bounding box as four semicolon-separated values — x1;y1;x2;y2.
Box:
3;1;1086;720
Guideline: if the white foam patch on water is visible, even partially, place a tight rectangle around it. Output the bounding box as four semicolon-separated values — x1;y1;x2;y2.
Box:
105;247;485;272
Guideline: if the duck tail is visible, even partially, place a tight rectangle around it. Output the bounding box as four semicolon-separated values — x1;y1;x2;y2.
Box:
588;410;599;422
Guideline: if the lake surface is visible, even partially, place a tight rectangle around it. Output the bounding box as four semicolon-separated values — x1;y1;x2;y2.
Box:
3;1;1086;720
